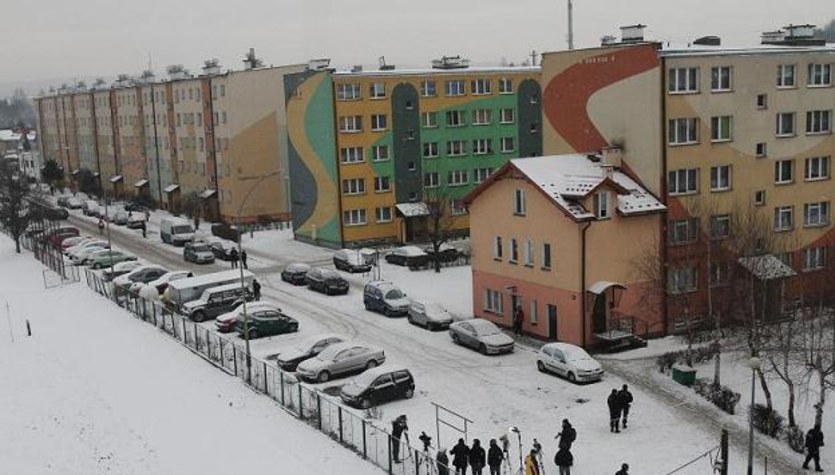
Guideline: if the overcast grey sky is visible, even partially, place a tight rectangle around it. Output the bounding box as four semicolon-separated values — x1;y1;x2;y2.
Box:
4;0;832;92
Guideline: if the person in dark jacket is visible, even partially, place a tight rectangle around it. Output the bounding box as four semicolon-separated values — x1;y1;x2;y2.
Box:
229;248;239;269
252;279;261;301
513;306;524;336
437;448;450;475
803;424;825;471
608;389;622;433
391;414;408;463
556;419;577;450
140;220;146;238
469;439;485;475
617;384;634;429
554;446;573;475
240;249;248;269
615;462;629;475
450;438;470;475
487;439;504;475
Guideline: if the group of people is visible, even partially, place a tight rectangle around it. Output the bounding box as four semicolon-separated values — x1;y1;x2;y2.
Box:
229;248;248;269
607;384;633;433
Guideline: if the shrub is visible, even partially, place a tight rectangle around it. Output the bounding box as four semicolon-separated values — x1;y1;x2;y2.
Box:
785;426;806;453
656;344;719;373
693;378;741;415
750;403;784;438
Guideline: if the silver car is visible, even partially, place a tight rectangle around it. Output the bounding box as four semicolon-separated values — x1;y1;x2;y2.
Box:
536;342;604;383
296;342;385;383
270;333;345;371
407;300;455;330
449;319;515;355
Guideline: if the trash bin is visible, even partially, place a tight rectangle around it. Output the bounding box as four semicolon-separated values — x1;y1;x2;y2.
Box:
672;364;697;386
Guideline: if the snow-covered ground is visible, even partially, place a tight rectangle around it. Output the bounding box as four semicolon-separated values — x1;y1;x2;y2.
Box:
0;235;376;475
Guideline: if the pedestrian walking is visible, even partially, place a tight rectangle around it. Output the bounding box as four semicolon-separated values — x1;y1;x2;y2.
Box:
230;248;239;269
487;439;504;475
469;439;485;475
450;438;470;475
618;384;633;429
608;388;622;433
97;218;105;235
513;305;524;336
140;220;146;238
391;414;408;463
252;279;261;301
144;209;150;222
240;249;248;269
554;446;573;475
803;424;825;472
556;419;577;450
524;449;541;475
615;463;629;475
438;448;450;475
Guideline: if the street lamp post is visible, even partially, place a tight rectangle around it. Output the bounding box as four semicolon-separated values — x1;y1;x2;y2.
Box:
747;355;761;475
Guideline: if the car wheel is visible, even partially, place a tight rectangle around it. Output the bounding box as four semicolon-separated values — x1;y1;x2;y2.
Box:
317;371;330;383
248;328;258;340
567;372;577;384
289;323;299;333
365;359;378;370
93;263;101;269
404;388;414;399
537;361;546;373
364;301;371;311
383;307;392;317
451;333;460;344
192;311;206;323
360;398;372;409
407;315;415;325
479;343;488;355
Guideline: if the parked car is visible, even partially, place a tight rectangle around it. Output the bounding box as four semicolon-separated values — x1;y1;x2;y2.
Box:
296;342;386;383
210;222;240;243
208;238;237;261
111;209;129;226
306;268;349;295
113;265;169;291
449;319;515;355
166;269;253;311
235;308;298;339
407;301;455;330
182;283;253;322
60;236;93;252
81;200;100;217
280;262;311;285
65;239;107;256
363;281;410;317
340;366;415;409
135;270;193;295
57;195;71;208
101;261;144;281
160;217;195;245
272;333;345;371
385;246;428;267
65;197;82;209
536;342;604;383
423;243;461;263
215;301;282;333
69;245;109;265
183;242;215;264
333;249;372;273
49;232;79;249
88;250;137;269
123;201;148;213
126;213;145;229
43;206;69;220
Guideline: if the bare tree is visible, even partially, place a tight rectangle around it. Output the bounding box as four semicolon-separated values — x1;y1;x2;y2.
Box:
797;263;835;427
423;184;459;273
180;191;202;230
0;161;35;253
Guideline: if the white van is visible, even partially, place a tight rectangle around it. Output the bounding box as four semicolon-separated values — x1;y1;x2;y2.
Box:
160;217;195;246
166;269;254;311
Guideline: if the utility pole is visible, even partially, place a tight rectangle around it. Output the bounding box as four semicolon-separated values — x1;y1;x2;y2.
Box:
567;0;574;50
720;428;729;475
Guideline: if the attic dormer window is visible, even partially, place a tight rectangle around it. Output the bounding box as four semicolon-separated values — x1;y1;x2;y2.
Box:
594;191;610;219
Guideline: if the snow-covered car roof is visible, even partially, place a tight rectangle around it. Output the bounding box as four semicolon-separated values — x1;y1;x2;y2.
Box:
285;262;311;272
393;246;426;256
456;318;501;335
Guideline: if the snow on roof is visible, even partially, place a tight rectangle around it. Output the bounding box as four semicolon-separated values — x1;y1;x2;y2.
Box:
660;42;835;58
395;202;430;218
333;65;540;77
0;129;21;142
510;155;665;220
738;255;797;281
163;184;180;193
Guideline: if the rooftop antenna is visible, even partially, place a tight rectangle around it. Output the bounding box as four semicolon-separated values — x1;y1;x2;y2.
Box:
567;0;574;50
530;50;538;66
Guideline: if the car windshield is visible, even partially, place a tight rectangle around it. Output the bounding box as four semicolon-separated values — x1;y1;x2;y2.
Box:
287;263;310;272
469;320;500;336
426;303;447;317
562;346;592;362
173;225;193;234
385;288;405;300
317;344;349;361
192;245;211;252
351;370;380;388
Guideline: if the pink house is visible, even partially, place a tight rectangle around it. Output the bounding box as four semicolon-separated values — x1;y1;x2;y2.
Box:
464;151;667;349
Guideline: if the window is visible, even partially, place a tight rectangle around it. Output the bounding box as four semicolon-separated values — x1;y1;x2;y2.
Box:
710;165;732;191
484;288;503;315
755;190;766;206
371;145;390;162
668;218;699;244
774;160;793;184
371;114;388;131
369;82;386;99
446;110;466;127
711;66;732;91
756;142;767;158
668;169;699;195
472;138;492;155
448;170;469;186
498;78;513;94
710;214;731;240
804;202;830;227
510;238;519;262
424;172;440;188
776;112;796;136
806;110;831;134
542;243;552;269
450;200;466;216
514;189;526;215
499;108;515;124
530;300;538;324
340;147;364;164
374;176;391;193
668;67;699;93
222;111;227;124
668;267;698;293
474;167;494;183
805;156;830;180
711;116;733;142
421;112;438;128
669;118;699;145
803;247;827;271
471;79;492;95
472;109;492;125
757;94;768;109
777;64;796;88
446;140;467;157
341;178;366;195
336;83;361;100
408;161;416;171
497;137;516;153
445;80;466;96
493;236;503;259
808;64;832;87
423;142;439;158
421;81;436;97
593;191;610;219
375;206;392;223
710;263;728;287
524;240;534;266
343;209;367;226
339;115;362;133
774;206;794;231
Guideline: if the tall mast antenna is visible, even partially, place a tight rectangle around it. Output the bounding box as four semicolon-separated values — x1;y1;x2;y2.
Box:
567;0;575;50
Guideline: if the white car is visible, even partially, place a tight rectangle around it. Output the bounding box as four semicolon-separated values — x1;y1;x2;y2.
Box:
66;239;108;256
215;300;281;333
101;260;144;281
407;300;455;330
130;270;192;295
70;245;109;264
536;342;604;384
270;333;345;371
112;265;169;290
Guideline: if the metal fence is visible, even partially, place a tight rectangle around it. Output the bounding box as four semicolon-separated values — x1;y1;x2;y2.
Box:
84;269;450;475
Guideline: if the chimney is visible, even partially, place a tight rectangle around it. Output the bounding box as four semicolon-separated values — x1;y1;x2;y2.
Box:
620;24;646;43
762;25;825;46
202;58;221;76
693;35;721;46
601;146;622;169
600;35;617;46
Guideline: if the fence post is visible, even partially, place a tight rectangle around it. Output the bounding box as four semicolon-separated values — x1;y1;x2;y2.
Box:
233;345;238;376
316;393;322;430
298;385;303;418
388;434;393;475
415;449;419;474
338;407;344;444
720;428;728;475
362;418;367;459
152;302;157;326
263;361;268;392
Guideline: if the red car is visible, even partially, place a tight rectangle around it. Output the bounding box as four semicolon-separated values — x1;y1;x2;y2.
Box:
49;231;80;249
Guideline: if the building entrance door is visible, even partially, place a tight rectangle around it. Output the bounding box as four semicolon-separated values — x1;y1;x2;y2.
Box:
547;304;557;340
592;294;607;334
